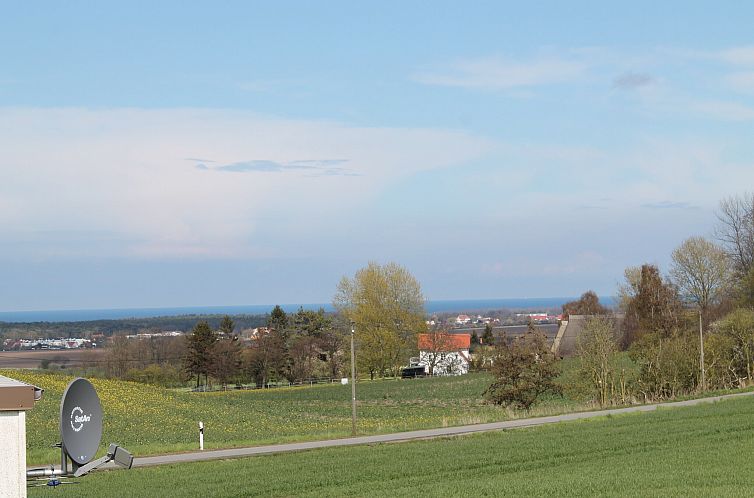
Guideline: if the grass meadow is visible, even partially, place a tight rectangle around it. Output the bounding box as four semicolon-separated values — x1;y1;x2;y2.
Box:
4;368;584;465
27;393;754;497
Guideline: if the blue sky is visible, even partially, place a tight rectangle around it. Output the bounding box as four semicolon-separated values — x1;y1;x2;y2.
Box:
2;2;754;311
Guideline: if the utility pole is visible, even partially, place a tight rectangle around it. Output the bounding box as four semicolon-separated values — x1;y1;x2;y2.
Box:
699;310;706;392
350;322;357;435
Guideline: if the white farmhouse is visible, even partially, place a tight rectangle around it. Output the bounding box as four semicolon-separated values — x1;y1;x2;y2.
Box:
418;333;471;376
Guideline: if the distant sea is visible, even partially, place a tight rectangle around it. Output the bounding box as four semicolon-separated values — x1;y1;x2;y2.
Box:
0;297;616;323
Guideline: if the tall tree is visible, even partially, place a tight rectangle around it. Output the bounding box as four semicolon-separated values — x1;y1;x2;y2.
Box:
211;337;242;388
670;236;731;325
715;193;754;277
244;327;287;387
218;315;235;337
183;321;217;388
470;330;480;350
334;261;427;378
481;323;495;345
620;264;682;347
577;316;619;407
268;305;289;332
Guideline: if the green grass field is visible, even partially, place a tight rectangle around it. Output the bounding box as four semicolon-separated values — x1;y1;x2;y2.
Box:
4;368;584;465
28;394;754;497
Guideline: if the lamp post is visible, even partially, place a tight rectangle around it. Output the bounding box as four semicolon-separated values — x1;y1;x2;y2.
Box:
350;322;357;435
699;309;706;392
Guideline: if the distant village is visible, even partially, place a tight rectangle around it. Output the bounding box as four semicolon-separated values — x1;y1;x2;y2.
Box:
1;308;561;355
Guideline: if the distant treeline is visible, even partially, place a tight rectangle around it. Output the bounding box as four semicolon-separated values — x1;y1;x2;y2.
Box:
0;313;269;339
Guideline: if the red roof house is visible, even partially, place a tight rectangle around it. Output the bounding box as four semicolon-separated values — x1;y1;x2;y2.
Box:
418;333;471;351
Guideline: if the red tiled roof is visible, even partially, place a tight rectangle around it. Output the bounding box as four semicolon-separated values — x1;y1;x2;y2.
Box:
418;333;471;351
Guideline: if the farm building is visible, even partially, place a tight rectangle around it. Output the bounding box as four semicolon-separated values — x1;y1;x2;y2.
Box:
417;333;471;376
551;314;624;357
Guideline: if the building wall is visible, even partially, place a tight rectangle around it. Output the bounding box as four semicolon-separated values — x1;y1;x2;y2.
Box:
0;410;27;498
418;350;469;375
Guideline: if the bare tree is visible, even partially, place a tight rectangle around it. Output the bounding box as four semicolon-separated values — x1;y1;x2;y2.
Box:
670;236;731;322
715;193;754;277
211;337;242;388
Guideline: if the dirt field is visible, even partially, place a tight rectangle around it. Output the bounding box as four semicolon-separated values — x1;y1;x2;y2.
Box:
0;348;107;369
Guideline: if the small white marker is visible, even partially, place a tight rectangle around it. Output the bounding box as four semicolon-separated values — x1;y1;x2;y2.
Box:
199;421;204;450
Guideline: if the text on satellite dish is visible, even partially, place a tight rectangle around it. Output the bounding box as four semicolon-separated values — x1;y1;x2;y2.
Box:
70;406;92;432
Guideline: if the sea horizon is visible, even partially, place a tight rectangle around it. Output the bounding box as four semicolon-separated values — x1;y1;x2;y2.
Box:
0;296;617;323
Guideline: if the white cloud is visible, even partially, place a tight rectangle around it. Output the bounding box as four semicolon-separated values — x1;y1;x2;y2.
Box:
726;71;754;94
412;56;586;90
0;107;492;259
719;46;754;66
689;99;754;121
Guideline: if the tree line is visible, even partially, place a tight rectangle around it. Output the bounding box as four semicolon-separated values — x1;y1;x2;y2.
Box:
570;192;754;406
96;262;428;388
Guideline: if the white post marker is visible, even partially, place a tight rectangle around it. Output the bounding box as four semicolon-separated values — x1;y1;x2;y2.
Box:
199;421;204;450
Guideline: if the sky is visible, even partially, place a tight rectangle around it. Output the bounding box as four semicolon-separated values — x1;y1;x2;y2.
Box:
2;1;754;311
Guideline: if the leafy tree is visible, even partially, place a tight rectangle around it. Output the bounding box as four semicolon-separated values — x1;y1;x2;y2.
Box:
714;308;754;383
484;330;560;410
630;332;699;400
735;266;754;308
218;315;235;337
281;308;339;381
268;305;289;332
290;307;331;337
183;321;217;388
334;262;427;378
617;266;642;311
577;316;619;407
481;323;495;345
620;264;682;347
470;331;480;352
562;291;608;319
670;236;731;325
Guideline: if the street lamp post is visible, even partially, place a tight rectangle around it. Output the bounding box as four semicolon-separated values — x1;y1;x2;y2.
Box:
350;322;357;435
699;310;706;392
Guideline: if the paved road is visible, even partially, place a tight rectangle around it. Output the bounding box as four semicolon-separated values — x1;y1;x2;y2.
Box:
127;390;754;468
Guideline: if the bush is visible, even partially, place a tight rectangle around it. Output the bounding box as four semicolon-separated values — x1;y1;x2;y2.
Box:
484;330;560;410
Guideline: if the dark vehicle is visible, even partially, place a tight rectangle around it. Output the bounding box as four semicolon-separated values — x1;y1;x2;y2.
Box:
401;366;427;378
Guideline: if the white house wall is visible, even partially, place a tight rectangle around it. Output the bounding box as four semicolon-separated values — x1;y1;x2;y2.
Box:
0;410;27;498
418;350;469;376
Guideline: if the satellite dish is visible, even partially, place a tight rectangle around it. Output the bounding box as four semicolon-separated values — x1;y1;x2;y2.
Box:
59;378;103;466
27;376;132;485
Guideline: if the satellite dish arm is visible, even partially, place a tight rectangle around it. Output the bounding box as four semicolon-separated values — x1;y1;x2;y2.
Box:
26;466;63;479
73;443;134;477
